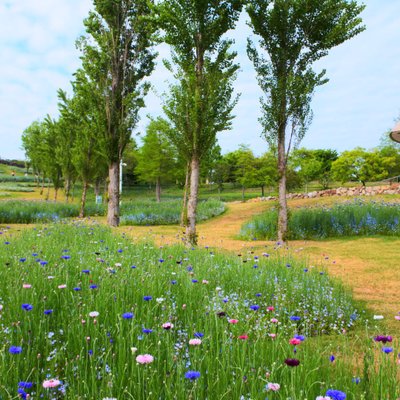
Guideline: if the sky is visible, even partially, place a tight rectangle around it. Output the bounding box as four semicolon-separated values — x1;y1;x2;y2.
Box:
0;0;399;160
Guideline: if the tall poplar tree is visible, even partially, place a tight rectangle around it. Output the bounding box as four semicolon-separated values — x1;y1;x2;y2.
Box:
159;0;243;245
246;0;365;242
78;0;156;226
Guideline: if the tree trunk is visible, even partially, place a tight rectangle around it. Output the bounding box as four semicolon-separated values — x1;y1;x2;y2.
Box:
261;185;265;197
79;180;89;218
181;162;190;227
40;175;45;195
186;156;200;246
107;161;120;226
45;180;50;201
277;128;288;243
65;178;71;203
54;187;58;202
156;176;161;203
242;186;245;202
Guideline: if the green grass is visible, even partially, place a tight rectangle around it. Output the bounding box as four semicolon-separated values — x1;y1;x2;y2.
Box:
239;199;400;240
0;223;397;398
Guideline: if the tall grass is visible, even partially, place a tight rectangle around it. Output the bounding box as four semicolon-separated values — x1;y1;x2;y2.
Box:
240;199;400;240
0;199;225;225
0;223;397;398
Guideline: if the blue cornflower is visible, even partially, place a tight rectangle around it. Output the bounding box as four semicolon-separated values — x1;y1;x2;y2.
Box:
122;312;134;319
294;334;305;341
61;255;71;260
21;304;33;311
73;287;82;291
250;305;260;311
17;389;28;399
117;249;123;253
40;261;48;266
192;279;198;283
44;309;53;315
18;382;33;389
9;346;22;354
194;332;204;338
171;280;177;284
19;258;26;262
185;371;200;380
88;350;93;356
143;296;152;301
290;316;301;321
352;377;361;384
253;265;258;269
142;328;153;334
82;269;90;274
187;266;193;271
89;284;98;289
131;265;137;269
382;347;393;354
329;355;335;362
223;298;229;303
326;389;346;400
255;293;262;297
159;259;164;263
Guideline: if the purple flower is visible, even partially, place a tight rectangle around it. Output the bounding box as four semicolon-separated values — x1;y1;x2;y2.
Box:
122;312;134;319
21;303;33;311
294;335;305;341
326;389;346;400
9;346;22;354
185;371;200;380
194;332;204;338
374;335;392;344
284;358;300;367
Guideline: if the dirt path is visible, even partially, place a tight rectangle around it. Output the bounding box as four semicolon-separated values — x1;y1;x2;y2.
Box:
119;199;400;333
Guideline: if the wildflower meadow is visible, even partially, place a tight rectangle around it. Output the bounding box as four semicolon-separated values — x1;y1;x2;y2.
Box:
0;222;398;399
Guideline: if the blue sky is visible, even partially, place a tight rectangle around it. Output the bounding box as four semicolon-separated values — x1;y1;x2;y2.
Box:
0;0;399;160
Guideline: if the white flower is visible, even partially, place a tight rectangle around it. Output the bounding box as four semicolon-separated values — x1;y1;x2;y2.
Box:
373;315;384;320
156;297;165;304
89;311;99;318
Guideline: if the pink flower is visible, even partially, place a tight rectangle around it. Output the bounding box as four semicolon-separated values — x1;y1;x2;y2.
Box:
58;284;67;289
228;319;239;324
189;338;202;346
43;379;61;388
202;280;209;284
267;306;275;311
269;333;277;339
136;354;154;364
270;318;278;323
316;397;332;400
22;284;32;289
266;382;280;391
289;338;301;346
395;316;400;321
238;334;249;340
162;322;174;330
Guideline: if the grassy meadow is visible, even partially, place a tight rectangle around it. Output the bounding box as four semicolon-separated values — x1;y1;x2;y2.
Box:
0;173;400;398
0;222;399;399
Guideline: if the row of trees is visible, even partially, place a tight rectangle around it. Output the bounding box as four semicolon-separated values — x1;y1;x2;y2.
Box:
22;0;366;244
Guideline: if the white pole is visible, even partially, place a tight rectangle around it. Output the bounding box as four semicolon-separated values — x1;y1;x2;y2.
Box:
119;159;123;194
